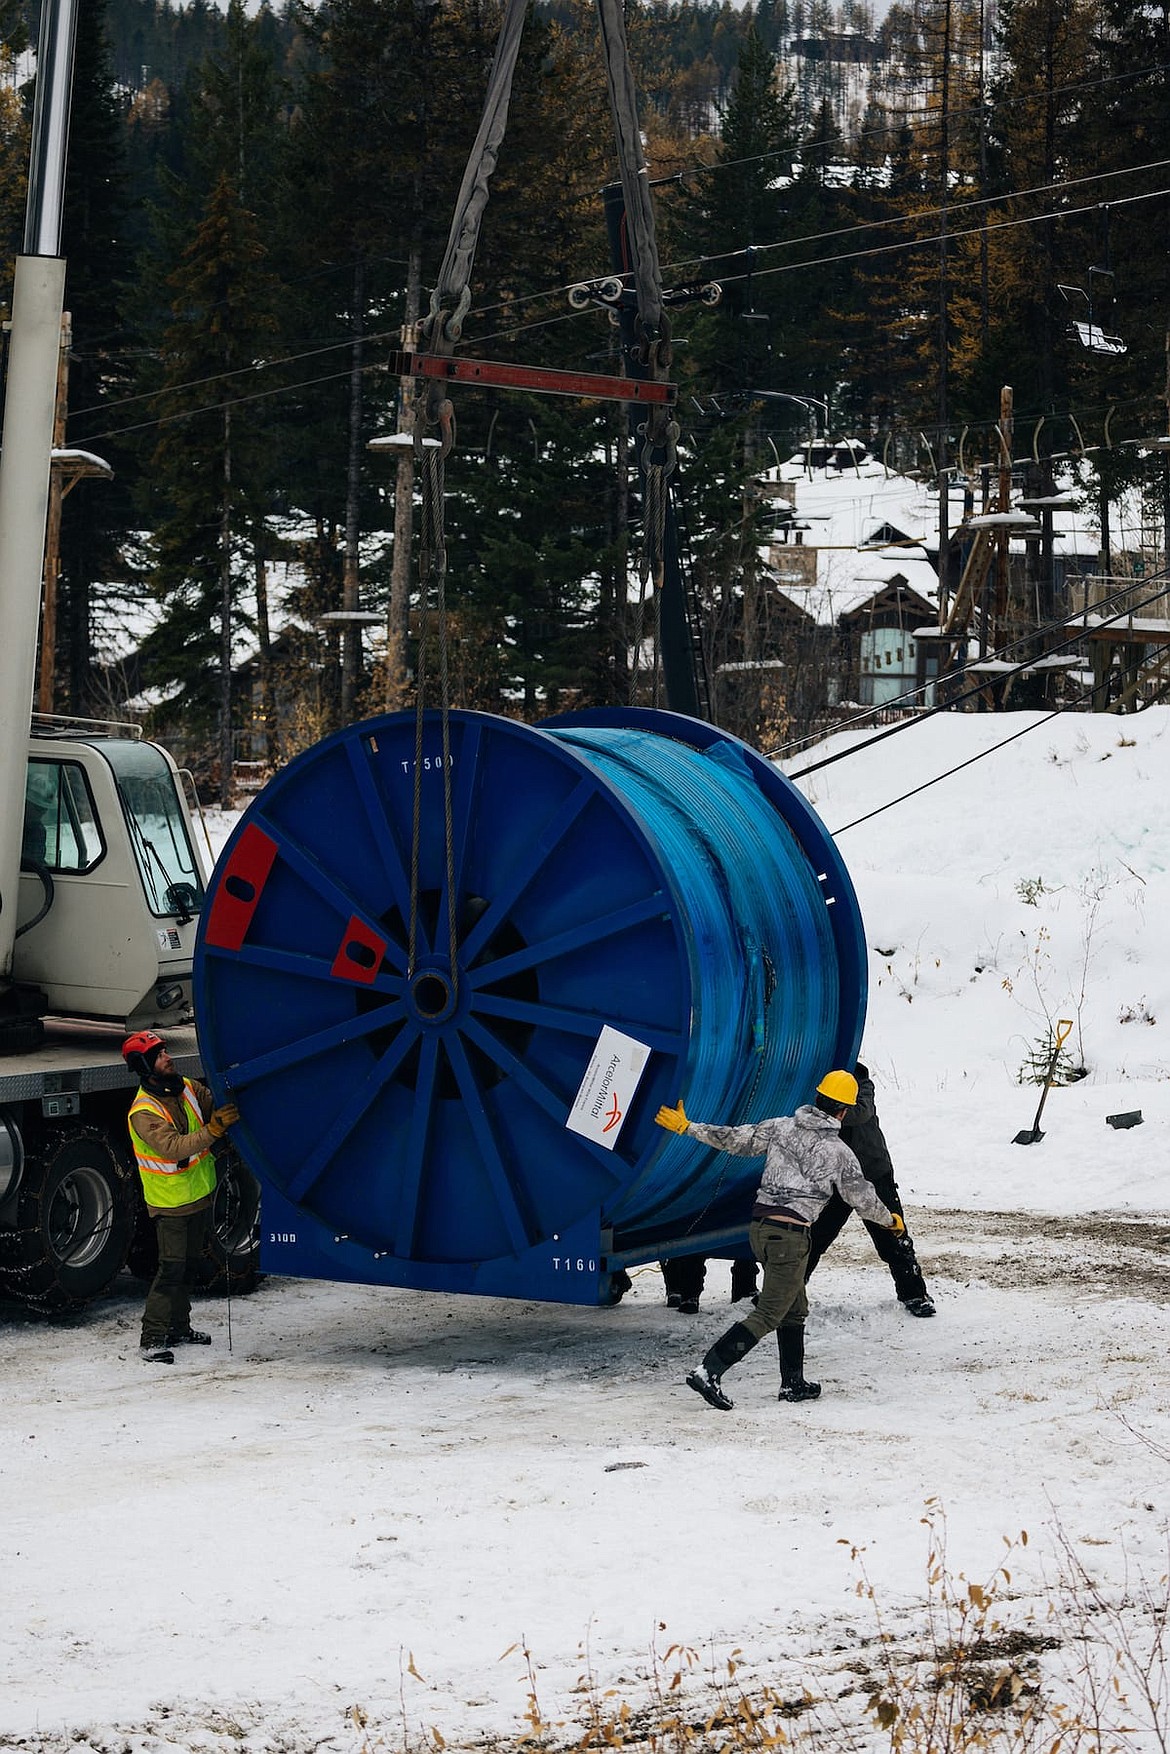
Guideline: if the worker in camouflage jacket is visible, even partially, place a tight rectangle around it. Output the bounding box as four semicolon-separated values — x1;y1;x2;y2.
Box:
655;1070;903;1410
805;1062;935;1319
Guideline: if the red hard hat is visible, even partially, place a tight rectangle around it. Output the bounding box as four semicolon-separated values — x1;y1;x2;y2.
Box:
122;1029;164;1064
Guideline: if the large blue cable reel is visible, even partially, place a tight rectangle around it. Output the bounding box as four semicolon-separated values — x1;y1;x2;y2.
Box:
193;707;866;1304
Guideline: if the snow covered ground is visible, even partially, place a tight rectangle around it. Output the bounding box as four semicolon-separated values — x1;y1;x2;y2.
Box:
3;707;1168;1754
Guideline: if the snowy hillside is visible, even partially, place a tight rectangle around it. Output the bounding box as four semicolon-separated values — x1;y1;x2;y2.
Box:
784;706;1170;1213
2;708;1168;1754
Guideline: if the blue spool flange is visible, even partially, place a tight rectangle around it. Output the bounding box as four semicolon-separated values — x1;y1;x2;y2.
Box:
194;708;865;1280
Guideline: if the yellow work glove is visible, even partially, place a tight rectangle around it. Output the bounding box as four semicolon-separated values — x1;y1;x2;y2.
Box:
888;1212;905;1235
207;1101;240;1138
655;1100;689;1135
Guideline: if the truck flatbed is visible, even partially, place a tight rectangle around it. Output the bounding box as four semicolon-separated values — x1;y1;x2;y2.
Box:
0;1019;201;1103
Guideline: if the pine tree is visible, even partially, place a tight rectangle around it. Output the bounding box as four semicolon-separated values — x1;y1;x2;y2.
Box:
0;0;29;286
134;2;287;796
286;0;622;719
56;0;138;719
983;0;1098;421
1075;0;1170;433
668;23;798;397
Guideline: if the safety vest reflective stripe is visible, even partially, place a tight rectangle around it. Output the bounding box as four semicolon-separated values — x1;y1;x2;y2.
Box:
128;1083;215;1186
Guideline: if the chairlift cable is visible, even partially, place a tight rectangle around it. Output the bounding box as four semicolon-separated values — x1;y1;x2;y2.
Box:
831;706;1066;834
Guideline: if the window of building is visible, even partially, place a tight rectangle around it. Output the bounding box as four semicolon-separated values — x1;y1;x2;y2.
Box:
859;626;916;705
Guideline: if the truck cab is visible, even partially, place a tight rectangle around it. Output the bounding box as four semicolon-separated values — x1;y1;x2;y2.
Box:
16;728;206;1028
0;729;261;1317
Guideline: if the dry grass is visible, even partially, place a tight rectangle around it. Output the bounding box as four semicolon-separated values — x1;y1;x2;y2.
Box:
353;1506;1168;1754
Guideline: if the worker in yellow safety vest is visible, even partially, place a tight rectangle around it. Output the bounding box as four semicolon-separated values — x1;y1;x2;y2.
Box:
122;1030;239;1364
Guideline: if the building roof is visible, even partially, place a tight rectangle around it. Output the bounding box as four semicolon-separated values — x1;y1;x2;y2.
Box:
755;442;1144;630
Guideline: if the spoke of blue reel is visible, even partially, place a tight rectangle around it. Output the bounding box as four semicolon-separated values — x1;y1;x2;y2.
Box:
470;990;684;1058
445;1030;535;1254
254;815;409;972
460;1016;629;1182
465;893;669;986
204;939;405;991
458;777;596;967
393;1035;439;1255
284;1024;421;1205
347;734;415;927
226;1002;409;1089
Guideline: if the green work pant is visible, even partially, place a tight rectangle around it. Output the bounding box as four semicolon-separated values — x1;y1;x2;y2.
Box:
142;1207;211;1345
741;1219;809;1342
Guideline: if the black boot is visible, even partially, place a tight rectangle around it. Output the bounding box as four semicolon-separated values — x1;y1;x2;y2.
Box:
686;1321;759;1411
730;1258;759;1303
888;1231;931;1308
777;1325;821;1402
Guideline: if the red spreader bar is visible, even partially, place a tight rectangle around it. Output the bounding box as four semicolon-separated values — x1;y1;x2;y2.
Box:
389;350;675;406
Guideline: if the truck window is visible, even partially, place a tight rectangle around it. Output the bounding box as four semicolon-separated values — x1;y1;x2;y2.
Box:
23;761;104;874
100;740;205;919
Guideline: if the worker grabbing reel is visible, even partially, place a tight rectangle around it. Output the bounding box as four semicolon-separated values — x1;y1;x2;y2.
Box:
655;1071;904;1410
122;1031;239;1364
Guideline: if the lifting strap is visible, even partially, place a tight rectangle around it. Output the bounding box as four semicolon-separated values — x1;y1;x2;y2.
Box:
413;0;677;586
406;0;678;982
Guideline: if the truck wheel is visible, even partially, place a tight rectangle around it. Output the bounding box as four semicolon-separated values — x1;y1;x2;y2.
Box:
125;1201;159;1281
196;1147;261;1295
0;1127;136;1312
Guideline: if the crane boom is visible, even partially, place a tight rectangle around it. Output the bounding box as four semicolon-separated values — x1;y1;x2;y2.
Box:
0;0;79;992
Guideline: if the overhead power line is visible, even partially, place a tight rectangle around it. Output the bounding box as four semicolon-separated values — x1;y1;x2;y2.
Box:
71;144;1170;446
831;705;1067;833
660;154;1170;282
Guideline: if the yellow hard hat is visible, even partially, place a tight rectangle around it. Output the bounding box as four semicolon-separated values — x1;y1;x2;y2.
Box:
816;1069;859;1107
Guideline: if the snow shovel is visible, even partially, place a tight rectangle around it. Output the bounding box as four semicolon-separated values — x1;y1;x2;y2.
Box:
1013;1018;1074;1144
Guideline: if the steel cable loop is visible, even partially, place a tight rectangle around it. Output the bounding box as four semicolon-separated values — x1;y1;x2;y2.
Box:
549;726;840;1229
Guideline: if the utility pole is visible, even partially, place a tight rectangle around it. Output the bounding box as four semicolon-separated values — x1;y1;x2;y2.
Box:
385;244;422;712
1163;325;1170;567
936;0;953;610
340;261;366;723
602;181;702;719
220;405;234;808
993;383;1013;652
